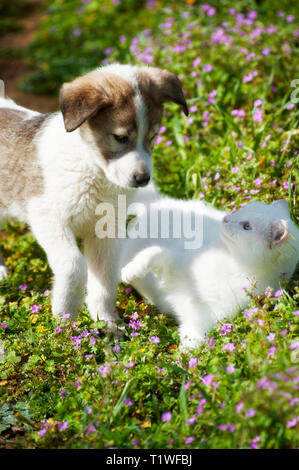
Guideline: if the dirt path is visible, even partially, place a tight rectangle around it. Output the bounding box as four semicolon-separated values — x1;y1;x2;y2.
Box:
0;0;58;113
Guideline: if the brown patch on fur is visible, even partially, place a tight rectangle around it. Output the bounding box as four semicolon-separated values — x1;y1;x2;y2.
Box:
76;71;138;161
60;71;137;133
0;108;48;208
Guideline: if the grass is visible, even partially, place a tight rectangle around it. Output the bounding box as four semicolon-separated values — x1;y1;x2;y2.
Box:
0;0;299;449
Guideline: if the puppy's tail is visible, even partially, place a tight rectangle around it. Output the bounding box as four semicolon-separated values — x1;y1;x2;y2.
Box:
0;80;5;98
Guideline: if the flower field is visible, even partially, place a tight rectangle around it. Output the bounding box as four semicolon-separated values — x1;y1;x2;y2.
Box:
0;0;298;449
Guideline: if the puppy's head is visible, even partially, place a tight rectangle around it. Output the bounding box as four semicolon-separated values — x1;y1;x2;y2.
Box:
59;64;188;188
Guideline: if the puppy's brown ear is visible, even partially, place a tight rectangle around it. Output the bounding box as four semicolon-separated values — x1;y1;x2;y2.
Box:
158;69;189;116
59;75;111;132
139;67;189;116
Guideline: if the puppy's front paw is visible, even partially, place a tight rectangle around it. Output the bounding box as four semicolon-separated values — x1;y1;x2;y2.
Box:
0;265;8;282
121;263;143;285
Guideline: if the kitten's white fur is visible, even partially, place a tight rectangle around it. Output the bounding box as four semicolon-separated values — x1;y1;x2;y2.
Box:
120;186;299;350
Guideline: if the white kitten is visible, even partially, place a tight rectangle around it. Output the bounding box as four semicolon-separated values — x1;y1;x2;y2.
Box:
120;191;299;350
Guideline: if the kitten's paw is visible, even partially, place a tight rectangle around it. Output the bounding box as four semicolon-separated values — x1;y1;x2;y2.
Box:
121;263;143;284
0;265;8;282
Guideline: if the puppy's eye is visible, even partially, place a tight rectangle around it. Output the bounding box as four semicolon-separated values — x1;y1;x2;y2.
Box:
241;221;251;230
113;134;129;144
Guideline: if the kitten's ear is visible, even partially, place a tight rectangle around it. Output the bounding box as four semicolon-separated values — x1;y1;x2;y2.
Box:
271;199;290;217
269;220;288;248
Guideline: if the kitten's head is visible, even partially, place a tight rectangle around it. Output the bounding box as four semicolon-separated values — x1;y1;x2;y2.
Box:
221;199;299;268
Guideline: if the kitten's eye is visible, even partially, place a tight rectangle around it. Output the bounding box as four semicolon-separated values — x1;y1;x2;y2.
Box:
241;221;251;230
113;134;129;144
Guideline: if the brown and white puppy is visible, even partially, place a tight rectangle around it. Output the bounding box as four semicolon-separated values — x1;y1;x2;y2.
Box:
0;64;188;330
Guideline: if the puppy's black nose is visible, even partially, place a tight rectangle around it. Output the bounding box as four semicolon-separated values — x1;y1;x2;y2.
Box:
134;172;150;187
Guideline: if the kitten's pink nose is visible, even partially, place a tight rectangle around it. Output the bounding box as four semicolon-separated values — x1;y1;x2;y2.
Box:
223;216;229;223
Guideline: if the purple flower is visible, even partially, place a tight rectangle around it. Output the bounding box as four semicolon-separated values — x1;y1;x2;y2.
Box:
267;25;277;34
246;409;256;418
202;374;214;386
124;397;133;406
184;381;190;391
73;28;82;37
286;417;298;428
243;72;254;83
286;15;294;23
125;361;135;368
226;365;235;374
129;319;142;330
31;304;41;314
20;284;28;291
57;421;68;432
38;428;47;437
188;357;198;369
253;177;262;187
184;436;195;444
286;103;295;110
203;64;213;72
98;365;110;376
274;289;283;298
254;99;262;107
207;337;215;349
251;435;261;449
220;323;232;335
262;47;270;56
222;342;235;352
161;411;172;422
149;336;160;344
267;346;276;357
231;109;245;119
253;108;263;123
185;416;196;425
192;57;201;68
218;423;235;432
235;402;244;413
